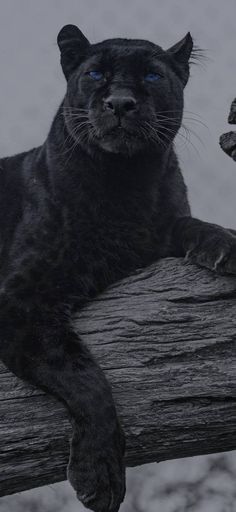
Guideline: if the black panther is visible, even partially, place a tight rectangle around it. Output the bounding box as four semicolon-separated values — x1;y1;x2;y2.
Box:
1;24;236;512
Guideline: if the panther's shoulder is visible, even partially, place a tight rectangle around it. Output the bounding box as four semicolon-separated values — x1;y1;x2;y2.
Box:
0;147;43;239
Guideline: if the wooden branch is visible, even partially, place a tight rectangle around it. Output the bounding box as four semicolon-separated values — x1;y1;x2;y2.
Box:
220;97;236;160
1;257;236;497
219;131;236;161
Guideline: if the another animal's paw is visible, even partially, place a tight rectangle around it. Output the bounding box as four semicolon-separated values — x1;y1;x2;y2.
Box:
67;420;126;512
185;229;236;275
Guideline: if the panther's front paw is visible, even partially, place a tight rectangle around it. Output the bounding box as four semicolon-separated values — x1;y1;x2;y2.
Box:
185;229;236;275
67;420;126;512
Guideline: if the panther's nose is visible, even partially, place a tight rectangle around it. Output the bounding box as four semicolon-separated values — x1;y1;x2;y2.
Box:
103;95;137;116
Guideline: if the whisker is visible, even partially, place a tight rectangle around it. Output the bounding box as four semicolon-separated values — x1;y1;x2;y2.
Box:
157;123;201;155
62;124;92;166
151;116;206;151
155;113;209;131
156;109;205;118
62;107;89;112
58;120;93;158
145;119;202;157
143;121;171;150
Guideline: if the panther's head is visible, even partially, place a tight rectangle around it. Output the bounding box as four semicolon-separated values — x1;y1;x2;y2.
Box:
58;24;193;156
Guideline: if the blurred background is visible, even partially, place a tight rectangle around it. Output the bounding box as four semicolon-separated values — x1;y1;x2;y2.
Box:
1;0;236;511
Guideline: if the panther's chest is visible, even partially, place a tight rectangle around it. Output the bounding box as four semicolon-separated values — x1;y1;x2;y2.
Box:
64;202;162;289
46;179;170;301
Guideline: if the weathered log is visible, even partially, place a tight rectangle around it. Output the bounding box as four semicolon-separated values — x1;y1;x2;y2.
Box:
1;257;236;497
219;131;236;161
227;98;236;125
219;98;236;160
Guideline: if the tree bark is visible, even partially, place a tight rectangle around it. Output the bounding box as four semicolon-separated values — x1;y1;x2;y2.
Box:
219;97;236;160
1;257;236;497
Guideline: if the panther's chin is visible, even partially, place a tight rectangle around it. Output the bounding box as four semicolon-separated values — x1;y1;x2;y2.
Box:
98;138;140;155
93;128;147;155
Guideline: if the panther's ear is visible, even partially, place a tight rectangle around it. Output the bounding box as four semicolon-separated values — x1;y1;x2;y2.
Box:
57;24;90;80
166;32;193;86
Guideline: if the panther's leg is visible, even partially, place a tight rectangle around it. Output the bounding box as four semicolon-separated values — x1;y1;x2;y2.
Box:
172;216;236;274
0;300;125;512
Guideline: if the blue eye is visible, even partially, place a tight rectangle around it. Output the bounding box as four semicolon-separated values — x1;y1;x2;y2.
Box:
88;71;104;81
145;73;161;82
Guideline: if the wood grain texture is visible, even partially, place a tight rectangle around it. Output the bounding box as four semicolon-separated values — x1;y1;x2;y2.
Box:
219;131;236;161
1;257;236;497
219;97;236;160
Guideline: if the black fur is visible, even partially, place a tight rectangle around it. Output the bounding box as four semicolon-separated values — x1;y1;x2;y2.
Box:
1;25;236;512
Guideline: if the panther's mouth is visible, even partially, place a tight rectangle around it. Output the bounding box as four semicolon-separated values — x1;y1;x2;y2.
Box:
108;125;129;135
99;124;137;140
89;117;150;154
